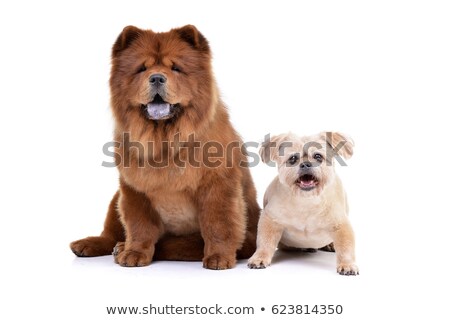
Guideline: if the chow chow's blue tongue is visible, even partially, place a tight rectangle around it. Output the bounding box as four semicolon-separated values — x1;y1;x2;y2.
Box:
147;102;171;120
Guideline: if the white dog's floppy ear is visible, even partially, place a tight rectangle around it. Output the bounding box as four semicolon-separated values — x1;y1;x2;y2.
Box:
321;131;354;160
259;133;290;164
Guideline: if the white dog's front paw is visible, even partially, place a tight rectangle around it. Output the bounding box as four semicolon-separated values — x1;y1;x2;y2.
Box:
247;253;272;269
337;263;359;276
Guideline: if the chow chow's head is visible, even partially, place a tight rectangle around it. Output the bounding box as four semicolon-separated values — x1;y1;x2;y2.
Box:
259;132;354;196
110;25;215;126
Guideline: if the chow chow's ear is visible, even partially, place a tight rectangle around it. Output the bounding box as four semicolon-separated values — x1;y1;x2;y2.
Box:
321;131;354;160
259;134;290;164
176;25;209;52
112;26;142;57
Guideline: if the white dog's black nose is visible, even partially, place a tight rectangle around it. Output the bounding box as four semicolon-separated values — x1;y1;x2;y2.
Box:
300;162;312;169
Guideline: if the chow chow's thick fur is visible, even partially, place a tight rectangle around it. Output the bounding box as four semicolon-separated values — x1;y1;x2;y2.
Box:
70;25;260;269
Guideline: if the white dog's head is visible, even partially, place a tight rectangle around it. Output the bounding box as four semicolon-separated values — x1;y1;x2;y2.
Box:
260;132;354;196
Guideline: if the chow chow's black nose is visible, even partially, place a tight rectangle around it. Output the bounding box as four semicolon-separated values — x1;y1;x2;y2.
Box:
150;74;166;86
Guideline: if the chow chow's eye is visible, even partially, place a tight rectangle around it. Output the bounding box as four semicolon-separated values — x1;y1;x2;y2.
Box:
314;153;323;162
137;65;147;73
171;64;181;72
288;154;299;165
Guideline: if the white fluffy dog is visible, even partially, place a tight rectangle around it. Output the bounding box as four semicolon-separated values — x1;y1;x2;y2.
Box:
248;132;359;275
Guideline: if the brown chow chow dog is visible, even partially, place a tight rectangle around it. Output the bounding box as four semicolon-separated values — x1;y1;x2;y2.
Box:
70;25;260;269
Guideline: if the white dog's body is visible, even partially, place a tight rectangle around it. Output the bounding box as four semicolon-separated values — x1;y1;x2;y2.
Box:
248;132;359;275
264;175;346;249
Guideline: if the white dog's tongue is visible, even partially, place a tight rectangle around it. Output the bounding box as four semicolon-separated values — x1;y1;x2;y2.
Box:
300;180;315;188
147;103;171;120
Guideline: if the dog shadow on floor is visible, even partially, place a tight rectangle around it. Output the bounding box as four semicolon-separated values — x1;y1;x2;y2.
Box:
270;249;336;271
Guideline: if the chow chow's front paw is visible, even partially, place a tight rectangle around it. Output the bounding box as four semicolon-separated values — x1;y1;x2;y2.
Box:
203;253;236;270
115;249;152;267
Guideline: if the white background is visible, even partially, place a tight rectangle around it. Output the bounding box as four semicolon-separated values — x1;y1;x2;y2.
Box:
1;0;449;319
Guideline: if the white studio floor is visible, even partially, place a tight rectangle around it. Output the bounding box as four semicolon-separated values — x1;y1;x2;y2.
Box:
9;238;444;319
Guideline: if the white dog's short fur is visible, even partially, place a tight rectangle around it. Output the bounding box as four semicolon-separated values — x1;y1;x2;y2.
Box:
248;131;359;275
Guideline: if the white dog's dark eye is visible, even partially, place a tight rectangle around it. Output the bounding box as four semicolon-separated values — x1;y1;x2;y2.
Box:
314;153;323;162
288;154;299;165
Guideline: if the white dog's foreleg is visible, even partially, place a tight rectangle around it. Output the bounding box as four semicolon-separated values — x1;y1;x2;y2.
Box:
248;210;284;268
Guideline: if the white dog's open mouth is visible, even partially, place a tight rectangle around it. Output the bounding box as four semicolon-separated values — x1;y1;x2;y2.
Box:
296;174;319;191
